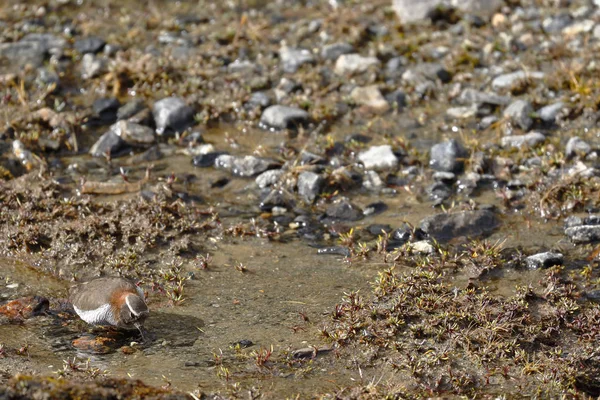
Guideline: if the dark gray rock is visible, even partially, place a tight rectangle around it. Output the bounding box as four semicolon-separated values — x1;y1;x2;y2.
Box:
363;201;388;216
566;136;591;159
320;42;354;61
246;92;272;109
297;171;323;203
503;99;533;131
457;88;511;106
565;225;600;244
500;132;545;149
74;36;106;54
279;46;315;73
386;90;407;109
358;145;398;170
255;169;284;189
427;181;452;204
112;121;155;146
153;97;195;136
89;130;126;157
20;33;67;54
117;99;146;120
260;105;309;130
0;41;45;67
525;252;564;269
37;68;60;86
325;199;363;221
538;102;565;124
429;139;468;173
93;97;120;123
192;152;226;168
419;209;499;242
259;188;296;211
215;155;274;177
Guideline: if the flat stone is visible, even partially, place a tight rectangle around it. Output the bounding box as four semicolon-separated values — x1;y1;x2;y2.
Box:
89;130;126;157
500;132;545;149
334;54;380;75
255;169;284;189
74;36;106;54
260;105;309;130
350;86;389;111
538;102;565;124
565;225;600;244
215;155;274;177
152;97;195;136
503;99;534;131
419;209;499;242
562;19;595;36
81;53;107;79
117;99;146;120
458;88;511;106
358;145;398;170
446;105;478;119
492;70;545;90
325;199;363;221
566;136;591;159
392;0;503;23
0;41;45;68
525;252;564;269
112;121;155;146
321;42;354;61
279;46;315;73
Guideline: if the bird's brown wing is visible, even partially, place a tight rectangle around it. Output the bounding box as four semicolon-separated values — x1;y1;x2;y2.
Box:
69;277;137;311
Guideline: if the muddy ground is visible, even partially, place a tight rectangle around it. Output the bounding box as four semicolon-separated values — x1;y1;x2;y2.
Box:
1;0;600;398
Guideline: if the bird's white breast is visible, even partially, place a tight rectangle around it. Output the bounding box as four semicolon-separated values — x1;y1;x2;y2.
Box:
73;303;117;326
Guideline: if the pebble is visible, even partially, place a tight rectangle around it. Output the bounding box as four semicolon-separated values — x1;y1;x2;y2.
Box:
215;155;275;177
325;199;363;221
565;136;591;159
538;102;565;124
350;86;389;111
81;53;107;79
297;171;323;203
152;97;195;136
321;42;354;61
491;71;545;90
503;99;534;131
565;225;600;244
458;88;511;106
358;145;398;170
74;36;106;54
112;121;155;146
334;54;380;75
419;209;499;242
279;46;315;73
255;169;284;189
429;139;467;173
89;130;126;157
260;105;309;130
525;252;564;269
500;132;545;149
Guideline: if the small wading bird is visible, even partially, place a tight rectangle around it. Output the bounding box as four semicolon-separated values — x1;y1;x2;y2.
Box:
69;277;149;339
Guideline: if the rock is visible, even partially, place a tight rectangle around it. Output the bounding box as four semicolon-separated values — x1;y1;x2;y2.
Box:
334;54;380;75
71;335;114;354
227;59;256;73
152;97;195;136
325;199;363;221
412;240;435;254
246;92;272;109
74;36;106;54
81;53;107;79
0;296;49;320
117;99;146;120
566;137;591;159
192;152;226;168
457;88;511;106
260;105;309;130
500;132;545;149
429;139;468;173
491;71;545;90
112;121;155;146
215;155;274;177
363;201;388;216
363;170;384;191
565;225;600;244
279;46;314;73
538;102;565;124
20;33;66;55
259;188;296;211
385;90;407;109
350;86;390;111
392;0;503;23
403;63;452;84
321;42;354;61
297;171;323;203
37;68;60;86
542;13;572;34
419;209;499;242
503;99;533;130
525;252;564;269
89;130;126;157
0;41;45;68
367;224;393;235
358;145;398;170
317;246;352;257
562;19;594;36
446;105;477;119
385;56;407;78
255;169;284;189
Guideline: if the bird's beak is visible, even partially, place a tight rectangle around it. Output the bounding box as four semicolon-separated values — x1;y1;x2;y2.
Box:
134;322;147;342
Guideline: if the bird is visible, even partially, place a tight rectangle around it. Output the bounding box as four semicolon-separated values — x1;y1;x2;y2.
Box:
69;277;149;339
